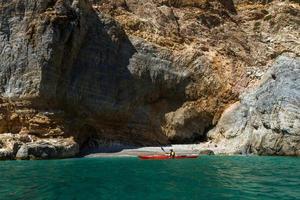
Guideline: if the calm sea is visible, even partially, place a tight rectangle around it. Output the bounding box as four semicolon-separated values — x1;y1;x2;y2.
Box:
0;156;299;200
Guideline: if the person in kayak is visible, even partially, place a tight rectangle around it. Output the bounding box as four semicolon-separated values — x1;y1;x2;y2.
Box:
169;149;175;158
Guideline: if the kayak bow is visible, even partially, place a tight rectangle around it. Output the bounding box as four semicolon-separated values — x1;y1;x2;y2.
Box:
138;155;198;160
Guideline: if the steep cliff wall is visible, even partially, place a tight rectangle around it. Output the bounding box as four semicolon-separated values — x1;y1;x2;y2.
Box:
206;56;300;155
0;0;299;159
91;0;299;147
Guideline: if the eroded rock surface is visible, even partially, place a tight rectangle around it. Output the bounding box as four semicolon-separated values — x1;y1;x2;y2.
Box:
16;138;79;160
207;56;300;155
0;133;78;160
91;0;300;143
0;0;299;158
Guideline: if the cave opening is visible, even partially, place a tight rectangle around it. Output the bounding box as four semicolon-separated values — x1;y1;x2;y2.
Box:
78;124;135;155
169;123;214;144
192;132;208;143
78;124;100;155
200;123;215;143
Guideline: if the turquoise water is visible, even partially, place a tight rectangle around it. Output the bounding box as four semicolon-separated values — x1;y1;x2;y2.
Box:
0;156;299;200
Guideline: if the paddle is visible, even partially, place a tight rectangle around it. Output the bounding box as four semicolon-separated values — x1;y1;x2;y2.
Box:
161;147;171;156
156;139;167;154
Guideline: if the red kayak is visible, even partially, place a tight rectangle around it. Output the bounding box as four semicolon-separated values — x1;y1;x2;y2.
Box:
138;155;198;160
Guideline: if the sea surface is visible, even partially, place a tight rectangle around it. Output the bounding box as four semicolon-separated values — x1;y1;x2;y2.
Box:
0;156;299;200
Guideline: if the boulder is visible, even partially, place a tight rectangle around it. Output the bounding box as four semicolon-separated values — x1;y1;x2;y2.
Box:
16;138;79;160
199;150;215;155
0;149;14;160
0;133;26;159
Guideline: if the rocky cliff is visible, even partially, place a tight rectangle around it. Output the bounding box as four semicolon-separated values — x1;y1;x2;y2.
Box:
0;0;299;159
204;56;300;155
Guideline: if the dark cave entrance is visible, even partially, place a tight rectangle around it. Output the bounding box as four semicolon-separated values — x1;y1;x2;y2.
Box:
170;131;208;144
78;124;100;154
192;131;208;143
168;112;215;145
78;124;136;155
169;122;215;144
201;123;215;142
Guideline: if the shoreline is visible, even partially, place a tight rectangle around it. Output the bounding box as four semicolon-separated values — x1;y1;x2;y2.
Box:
84;143;218;158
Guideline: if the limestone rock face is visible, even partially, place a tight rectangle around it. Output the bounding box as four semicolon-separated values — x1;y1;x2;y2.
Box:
0;0;299;158
0;0;150;142
91;0;299;146
1;0;242;146
208;56;300;155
